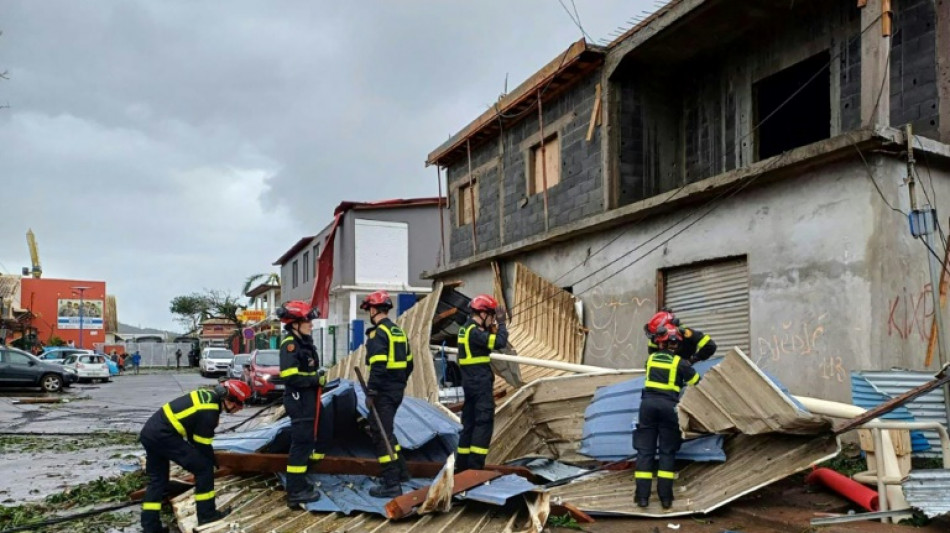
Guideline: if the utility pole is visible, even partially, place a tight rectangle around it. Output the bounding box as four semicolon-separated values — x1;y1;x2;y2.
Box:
905;124;950;426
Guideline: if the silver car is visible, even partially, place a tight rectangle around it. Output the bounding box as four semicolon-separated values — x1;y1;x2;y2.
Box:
62;353;111;383
229;354;251;380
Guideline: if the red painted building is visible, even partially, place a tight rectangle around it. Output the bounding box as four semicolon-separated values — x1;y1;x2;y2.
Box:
20;278;107;349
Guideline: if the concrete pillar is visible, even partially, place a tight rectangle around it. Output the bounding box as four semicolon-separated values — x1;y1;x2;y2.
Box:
938;0;950;142
860;1;891;128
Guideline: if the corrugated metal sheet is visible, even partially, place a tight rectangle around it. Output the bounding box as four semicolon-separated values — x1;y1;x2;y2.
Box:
492;263;587;395
489;372;637;464
279;473;430;516
326;282;444;403
457;474;539;506
859;370;948;458
850;372;931;453
579;358;727;462
506;457;590;483
664;258;750;354
213;379;459;461
678;348;830;437
172;475;539;533
903;469;950;518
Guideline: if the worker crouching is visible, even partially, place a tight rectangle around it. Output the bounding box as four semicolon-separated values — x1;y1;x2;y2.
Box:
634;327;700;510
139;379;250;533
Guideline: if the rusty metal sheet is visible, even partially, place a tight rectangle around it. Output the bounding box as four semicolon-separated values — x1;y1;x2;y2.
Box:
677;347;831;437
493;263;588;396
326;282;443;403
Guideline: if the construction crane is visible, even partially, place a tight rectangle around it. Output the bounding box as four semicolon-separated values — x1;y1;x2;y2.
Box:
25;229;42;278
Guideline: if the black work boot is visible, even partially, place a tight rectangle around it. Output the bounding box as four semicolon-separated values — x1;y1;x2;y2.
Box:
636;497;649;508
369;481;402;498
661;499;673;510
287;487;322;508
196;505;231;525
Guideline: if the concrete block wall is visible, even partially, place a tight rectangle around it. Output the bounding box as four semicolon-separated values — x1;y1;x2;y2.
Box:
839;7;862;132
446;69;605;261
890;0;940;136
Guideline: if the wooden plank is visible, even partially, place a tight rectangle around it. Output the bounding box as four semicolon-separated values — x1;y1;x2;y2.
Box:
925;242;950;367
586;83;603;142
385;470;501;520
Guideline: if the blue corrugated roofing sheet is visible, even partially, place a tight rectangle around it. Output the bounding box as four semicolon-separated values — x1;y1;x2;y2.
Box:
214;379;460;462
850;372;931;454
274;473;431;516
458;474;539;506
580;359;724;461
506;457;589;483
858;370;945;457
579;357;802;461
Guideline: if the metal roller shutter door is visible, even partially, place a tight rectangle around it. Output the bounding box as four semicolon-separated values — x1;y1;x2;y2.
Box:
663;258;750;354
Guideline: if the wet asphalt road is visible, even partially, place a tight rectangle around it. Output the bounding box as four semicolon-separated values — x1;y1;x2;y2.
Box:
0;370;262;434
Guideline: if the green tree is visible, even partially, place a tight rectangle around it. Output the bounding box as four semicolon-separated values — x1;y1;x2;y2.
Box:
242;273;280;305
169;294;211;335
206;290;245;327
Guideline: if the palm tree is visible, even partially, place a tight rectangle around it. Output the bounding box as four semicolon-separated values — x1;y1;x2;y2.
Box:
243;273;280;305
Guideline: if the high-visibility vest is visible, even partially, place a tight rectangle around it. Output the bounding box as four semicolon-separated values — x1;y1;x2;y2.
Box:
162;389;218;443
367;324;412;370
457;324;495;366
643;352;698;393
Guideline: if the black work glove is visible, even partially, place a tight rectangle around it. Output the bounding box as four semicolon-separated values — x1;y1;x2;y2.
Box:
495;307;507;327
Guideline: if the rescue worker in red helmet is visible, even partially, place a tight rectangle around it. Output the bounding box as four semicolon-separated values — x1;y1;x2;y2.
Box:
360;290;414;497
456;294;508;472
139;379;250;532
634;326;700;510
643;308;717;364
276;300;325;508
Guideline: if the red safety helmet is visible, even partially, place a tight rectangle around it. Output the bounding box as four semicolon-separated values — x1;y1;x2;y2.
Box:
276;300;319;324
654;326;682;345
360;290;393;310
219;379;251;405
644;311;676;336
470;294;499;313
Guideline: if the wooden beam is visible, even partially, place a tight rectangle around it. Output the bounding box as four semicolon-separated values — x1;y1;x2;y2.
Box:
586;83;603;142
385;470;501;520
833;364;950;434
926;242;950;367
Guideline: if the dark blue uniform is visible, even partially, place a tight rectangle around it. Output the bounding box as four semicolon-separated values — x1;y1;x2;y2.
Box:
456;319;508;471
139;389;221;532
279;331;325;497
365;317;413;487
634;350;700;507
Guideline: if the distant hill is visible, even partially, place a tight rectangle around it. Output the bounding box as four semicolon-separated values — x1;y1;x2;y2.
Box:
117;322;182;337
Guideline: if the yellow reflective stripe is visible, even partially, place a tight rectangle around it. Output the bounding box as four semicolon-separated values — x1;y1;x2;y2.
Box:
657;470;676;479
470;446;489;455
280;367;299;378
378;454;397;464
142;502;162;511
458;324;490;365
193;435;213;445
194;490;215;501
281;336;294;346
647;340;658;348
634;471;653;479
394;444;402;451
487;334;497;350
368;354;388;365
376;324;409;369
173;391;219;422
163;403;187;438
287;465;308;473
697;334;710;349
299;371;316;376
687;373;700;385
645;354;682;392
459;356;491;365
310;453;325;460
457;447;471;454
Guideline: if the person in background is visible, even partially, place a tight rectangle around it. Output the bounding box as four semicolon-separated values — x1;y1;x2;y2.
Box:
175;348;183;370
131;350;142;375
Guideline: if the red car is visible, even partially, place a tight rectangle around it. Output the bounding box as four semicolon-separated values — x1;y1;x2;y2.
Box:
243;349;285;403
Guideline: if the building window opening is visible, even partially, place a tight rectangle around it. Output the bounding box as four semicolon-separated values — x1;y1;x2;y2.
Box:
530;135;560;194
458;180;479;226
755;51;831;160
292;260;299;289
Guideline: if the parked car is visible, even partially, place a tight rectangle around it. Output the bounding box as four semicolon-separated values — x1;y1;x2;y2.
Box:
0;347;77;392
39;347;94;366
243;349;284;403
200;348;235;378
228;354;251;380
62;353;111;383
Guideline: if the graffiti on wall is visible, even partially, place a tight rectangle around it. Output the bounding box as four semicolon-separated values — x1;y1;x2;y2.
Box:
755;312;845;382
887;284;934;342
585;285;654;368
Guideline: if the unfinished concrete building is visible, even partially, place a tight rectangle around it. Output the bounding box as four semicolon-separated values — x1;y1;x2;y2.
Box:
425;0;950;403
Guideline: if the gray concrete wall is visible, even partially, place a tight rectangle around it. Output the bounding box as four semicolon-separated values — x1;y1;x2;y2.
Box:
338;205;445;287
435;153;950;403
446;70;605;262
279;223;337;304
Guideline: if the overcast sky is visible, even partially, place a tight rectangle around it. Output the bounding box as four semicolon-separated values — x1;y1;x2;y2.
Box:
0;1;651;332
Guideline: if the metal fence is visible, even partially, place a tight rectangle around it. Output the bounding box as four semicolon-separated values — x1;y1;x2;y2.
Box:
313;323;363;367
93;342;194;368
